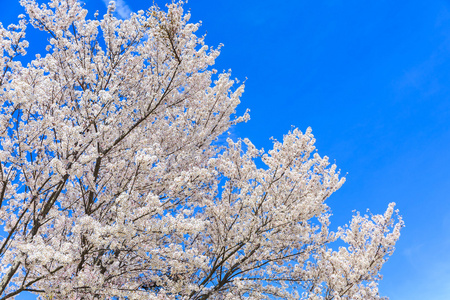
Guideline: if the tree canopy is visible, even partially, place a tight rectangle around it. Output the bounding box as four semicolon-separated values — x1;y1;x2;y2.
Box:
0;1;402;299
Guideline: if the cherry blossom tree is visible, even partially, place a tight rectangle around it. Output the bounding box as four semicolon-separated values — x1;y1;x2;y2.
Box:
0;0;403;299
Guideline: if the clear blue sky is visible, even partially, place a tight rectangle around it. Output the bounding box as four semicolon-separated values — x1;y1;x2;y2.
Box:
3;0;450;299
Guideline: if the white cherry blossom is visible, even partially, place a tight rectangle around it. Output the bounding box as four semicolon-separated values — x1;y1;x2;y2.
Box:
0;1;402;299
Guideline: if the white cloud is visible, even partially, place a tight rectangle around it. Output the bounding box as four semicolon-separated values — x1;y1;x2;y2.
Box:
101;0;133;19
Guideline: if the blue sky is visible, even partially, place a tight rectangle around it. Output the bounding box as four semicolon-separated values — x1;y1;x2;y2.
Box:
3;0;450;299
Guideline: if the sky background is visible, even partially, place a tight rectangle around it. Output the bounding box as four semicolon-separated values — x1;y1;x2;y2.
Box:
2;0;450;299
